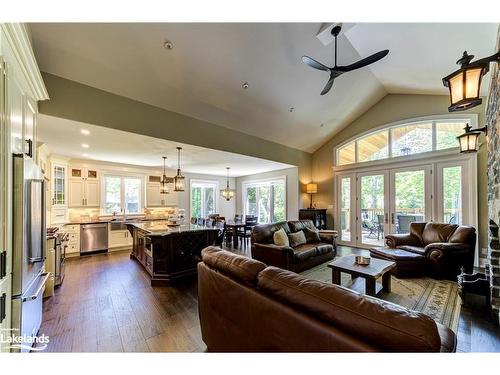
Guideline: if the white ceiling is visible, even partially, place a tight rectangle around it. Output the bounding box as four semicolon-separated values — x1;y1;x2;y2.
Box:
29;23;498;153
37;114;293;177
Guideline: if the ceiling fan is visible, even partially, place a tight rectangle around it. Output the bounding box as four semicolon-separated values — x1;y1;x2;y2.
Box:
302;25;389;95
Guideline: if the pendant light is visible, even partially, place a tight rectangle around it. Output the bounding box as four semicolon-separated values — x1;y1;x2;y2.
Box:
442;50;500;112
220;167;236;201
174;147;185;192
160;156;170;194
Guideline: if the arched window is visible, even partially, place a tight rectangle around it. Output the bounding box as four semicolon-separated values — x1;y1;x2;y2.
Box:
336;117;473;166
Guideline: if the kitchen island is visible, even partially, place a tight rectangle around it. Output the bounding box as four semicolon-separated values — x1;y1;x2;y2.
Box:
126;221;220;286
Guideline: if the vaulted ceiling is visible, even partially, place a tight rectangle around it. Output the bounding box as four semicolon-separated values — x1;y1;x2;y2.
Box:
29;23;498;153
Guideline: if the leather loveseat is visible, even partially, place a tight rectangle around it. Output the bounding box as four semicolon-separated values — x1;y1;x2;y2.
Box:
370;222;476;280
198;247;456;352
251;220;337;272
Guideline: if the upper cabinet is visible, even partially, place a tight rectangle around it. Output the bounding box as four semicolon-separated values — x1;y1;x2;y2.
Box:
146;175;178;207
52;163;67;206
68;166;100;207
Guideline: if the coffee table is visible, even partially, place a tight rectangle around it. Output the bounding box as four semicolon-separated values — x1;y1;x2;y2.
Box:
327;255;396;297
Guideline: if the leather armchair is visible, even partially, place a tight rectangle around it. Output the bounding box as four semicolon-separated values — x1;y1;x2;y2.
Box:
251;220;337;272
373;222;476;280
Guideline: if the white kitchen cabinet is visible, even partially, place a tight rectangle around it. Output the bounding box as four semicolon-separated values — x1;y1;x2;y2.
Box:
0;275;12;352
146;177;178;207
109;230;133;249
61;224;80;255
68;166;100;207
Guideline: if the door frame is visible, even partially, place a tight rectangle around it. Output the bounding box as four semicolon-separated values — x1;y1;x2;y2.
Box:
334;152;478;252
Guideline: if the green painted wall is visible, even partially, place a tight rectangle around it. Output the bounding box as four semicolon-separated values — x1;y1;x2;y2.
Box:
311;93;488;253
38;72;313;208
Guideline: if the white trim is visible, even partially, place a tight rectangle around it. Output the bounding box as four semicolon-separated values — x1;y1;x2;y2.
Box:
0;23;49;101
333;114;478;167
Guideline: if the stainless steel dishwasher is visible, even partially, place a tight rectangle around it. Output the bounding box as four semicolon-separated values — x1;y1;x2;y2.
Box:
80;223;109;254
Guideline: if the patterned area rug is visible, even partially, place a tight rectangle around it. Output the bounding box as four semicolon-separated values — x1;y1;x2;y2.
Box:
300;261;461;332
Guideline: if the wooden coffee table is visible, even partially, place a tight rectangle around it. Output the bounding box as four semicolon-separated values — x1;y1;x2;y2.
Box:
327;255;396;297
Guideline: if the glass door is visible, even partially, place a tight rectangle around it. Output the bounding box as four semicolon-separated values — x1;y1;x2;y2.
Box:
336;173;355;245
435;161;470;225
389;166;432;234
356;171;388;247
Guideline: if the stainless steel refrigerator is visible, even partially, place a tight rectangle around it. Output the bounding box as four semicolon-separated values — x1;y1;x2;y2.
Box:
11;154;49;352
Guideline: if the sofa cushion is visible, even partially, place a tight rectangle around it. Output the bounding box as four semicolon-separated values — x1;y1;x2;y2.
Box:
398;245;426;255
201;246;266;286
273;228;290;247
421;223;458;245
316;243;334;255
288;230;307;248
252;221;290;244
292;243;317;262
257;267;442;352
303;226;321;243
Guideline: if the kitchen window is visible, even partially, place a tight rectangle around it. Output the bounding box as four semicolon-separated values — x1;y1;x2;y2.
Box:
190;180;218;218
243;178;286;224
103;175;142;215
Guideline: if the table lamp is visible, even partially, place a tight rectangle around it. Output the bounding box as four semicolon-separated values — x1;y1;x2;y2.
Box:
306;183;318;209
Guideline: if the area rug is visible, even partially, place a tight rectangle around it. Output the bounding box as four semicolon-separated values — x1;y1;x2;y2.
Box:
300;261;461;333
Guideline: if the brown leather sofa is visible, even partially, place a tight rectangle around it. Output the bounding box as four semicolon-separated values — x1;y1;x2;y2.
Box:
198;247;456;352
251;220;337;272
370;222;476;280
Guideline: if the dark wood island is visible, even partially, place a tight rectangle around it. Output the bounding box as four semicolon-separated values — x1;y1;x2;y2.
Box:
127;221;220;286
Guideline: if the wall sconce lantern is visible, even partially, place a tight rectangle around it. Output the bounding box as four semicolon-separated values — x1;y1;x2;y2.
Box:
442;50;500;112
457;123;487;153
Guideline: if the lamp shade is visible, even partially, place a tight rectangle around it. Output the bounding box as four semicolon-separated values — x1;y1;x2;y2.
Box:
442;52;488;112
306;183;318;194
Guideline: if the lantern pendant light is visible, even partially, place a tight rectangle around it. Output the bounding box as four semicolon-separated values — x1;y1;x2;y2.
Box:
220;167;236;201
160;156;170;194
442;50;500;112
174;147;185;192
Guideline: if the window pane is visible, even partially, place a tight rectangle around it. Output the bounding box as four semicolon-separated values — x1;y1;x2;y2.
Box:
204;187;215;216
436;121;467;150
124;178;141;214
338;142;355;165
105;177;121;214
246;187;257;216
394;170;425;234
357;131;388;162
391;123;432;157
443;166;462;224
191;186;202;217
340;177;351;242
258;185;270;224
360;174;385;246
272;182;285;222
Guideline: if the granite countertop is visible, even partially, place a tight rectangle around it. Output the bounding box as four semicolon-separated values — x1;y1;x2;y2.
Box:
64;218;170;225
127;221;219;236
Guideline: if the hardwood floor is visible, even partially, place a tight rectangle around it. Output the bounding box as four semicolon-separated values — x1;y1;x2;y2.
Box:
38;243;500;352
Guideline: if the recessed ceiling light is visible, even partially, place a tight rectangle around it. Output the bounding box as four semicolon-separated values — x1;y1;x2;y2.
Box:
164;40;174;50
81;143;89;149
242;82;249;89
80;129;90;135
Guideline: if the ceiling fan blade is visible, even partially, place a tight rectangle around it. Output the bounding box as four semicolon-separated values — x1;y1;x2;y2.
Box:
320;77;335;95
302;56;330;72
335;50;389;72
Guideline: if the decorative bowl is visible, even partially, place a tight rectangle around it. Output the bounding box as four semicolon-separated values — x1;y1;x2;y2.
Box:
355;256;371;266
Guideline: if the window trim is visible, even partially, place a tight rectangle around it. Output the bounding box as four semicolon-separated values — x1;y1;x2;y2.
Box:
334;114;478;168
241;176;287;224
189;179;219;219
101;174;144;215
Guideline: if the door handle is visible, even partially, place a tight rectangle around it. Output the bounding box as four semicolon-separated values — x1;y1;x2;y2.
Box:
391;213;395;225
25;139;33;158
22;273;50;302
0;250;6;279
0;292;6;323
385;213;388;224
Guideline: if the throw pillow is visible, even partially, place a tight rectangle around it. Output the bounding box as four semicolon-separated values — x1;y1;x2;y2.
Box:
273;228;290;247
288;230;307;248
303;227;320;243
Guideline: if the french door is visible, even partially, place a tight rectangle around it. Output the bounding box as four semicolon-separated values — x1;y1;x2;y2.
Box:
336;159;474;249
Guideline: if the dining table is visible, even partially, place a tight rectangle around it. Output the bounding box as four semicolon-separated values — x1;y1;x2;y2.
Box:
224;221;247;247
